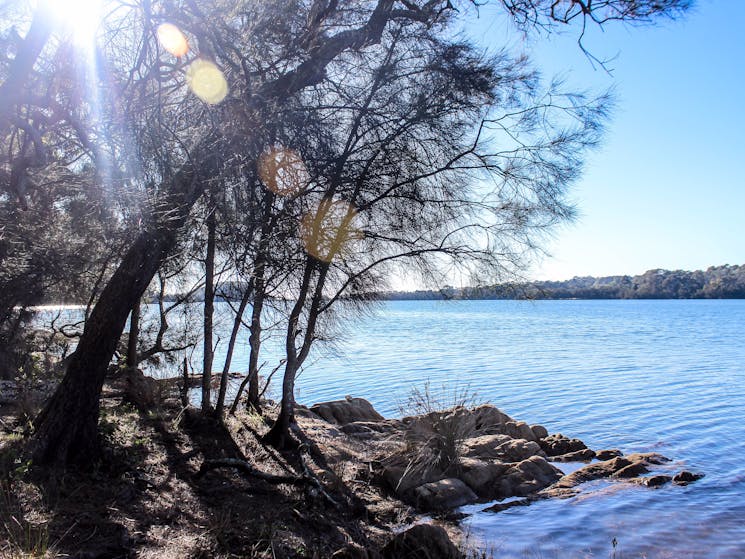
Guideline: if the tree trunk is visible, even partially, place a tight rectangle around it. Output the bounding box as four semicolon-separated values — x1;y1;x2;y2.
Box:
215;288;251;417
261;357;299;449
246;274;265;412
201;205;217;413
30;171;202;466
126;298;140;369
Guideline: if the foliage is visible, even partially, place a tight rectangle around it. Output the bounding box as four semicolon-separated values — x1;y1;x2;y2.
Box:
400;382;484;475
385;264;745;300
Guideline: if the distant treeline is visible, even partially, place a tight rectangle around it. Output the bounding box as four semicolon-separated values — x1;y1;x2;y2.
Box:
382;264;745;300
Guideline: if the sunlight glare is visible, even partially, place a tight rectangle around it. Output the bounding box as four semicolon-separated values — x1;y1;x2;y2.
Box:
41;0;102;44
186;59;228;104
299;200;363;263
258;147;309;197
157;23;189;57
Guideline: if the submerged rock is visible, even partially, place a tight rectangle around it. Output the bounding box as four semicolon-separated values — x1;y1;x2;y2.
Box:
555;452;673;488
595;449;623;460
634;475;673;488
310;397;384;425
483;498;531;513
613;461;650;478
555;456;633;487
673;470;704;485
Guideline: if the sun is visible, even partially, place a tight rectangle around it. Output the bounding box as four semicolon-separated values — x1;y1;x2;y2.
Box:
40;0;103;44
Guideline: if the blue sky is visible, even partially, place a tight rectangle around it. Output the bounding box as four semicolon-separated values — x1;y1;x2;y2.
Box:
464;0;745;280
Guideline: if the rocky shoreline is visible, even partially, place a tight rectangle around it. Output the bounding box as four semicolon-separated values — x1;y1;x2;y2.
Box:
308;396;703;518
0;381;705;558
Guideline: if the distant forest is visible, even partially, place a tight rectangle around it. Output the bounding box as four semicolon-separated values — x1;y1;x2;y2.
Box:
382;264;745;300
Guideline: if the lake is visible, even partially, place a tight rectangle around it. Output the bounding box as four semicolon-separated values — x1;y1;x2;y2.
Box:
234;299;744;559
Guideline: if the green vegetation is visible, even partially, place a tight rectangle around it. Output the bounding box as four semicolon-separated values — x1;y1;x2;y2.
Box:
384;264;745;300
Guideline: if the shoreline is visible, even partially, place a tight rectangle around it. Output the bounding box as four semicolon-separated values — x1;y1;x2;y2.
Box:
0;374;703;558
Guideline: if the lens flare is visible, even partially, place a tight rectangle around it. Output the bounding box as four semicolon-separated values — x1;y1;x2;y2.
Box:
299;200;362;262
258;147;309;196
187;59;228;104
157;23;189;57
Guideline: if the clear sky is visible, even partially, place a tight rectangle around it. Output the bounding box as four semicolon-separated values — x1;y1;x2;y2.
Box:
463;0;745;281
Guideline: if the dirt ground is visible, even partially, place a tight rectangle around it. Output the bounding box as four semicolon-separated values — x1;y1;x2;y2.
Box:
0;382;465;558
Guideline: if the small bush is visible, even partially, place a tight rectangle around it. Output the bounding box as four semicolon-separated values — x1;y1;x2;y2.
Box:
399;382;484;476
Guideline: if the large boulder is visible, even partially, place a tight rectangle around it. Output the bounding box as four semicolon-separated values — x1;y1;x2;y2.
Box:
457;458;510;499
381;524;463;559
381;456;444;495
412;478;478;511
495;456;563;498
310;397;384;425
502;420;539;442
462;435;543;462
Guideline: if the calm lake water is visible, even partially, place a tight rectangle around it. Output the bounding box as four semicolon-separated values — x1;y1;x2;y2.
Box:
241;299;745;559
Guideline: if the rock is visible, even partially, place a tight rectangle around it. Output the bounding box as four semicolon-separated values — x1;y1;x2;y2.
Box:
381;457;443;495
641;475;672;487
624;452;670;465
381;524;463;559
412;478;478;511
457;458;510;498
496;456;563;498
550;449;596;462
556;456;632;487
483;498;531;513
539;434;588;456
462;435;543;462
595;449;622;461
531;424;549;440
613;462;649;478
310;397;384;425
673;471;704;485
556;453;671;488
500;420;537;442
468;404;514;433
